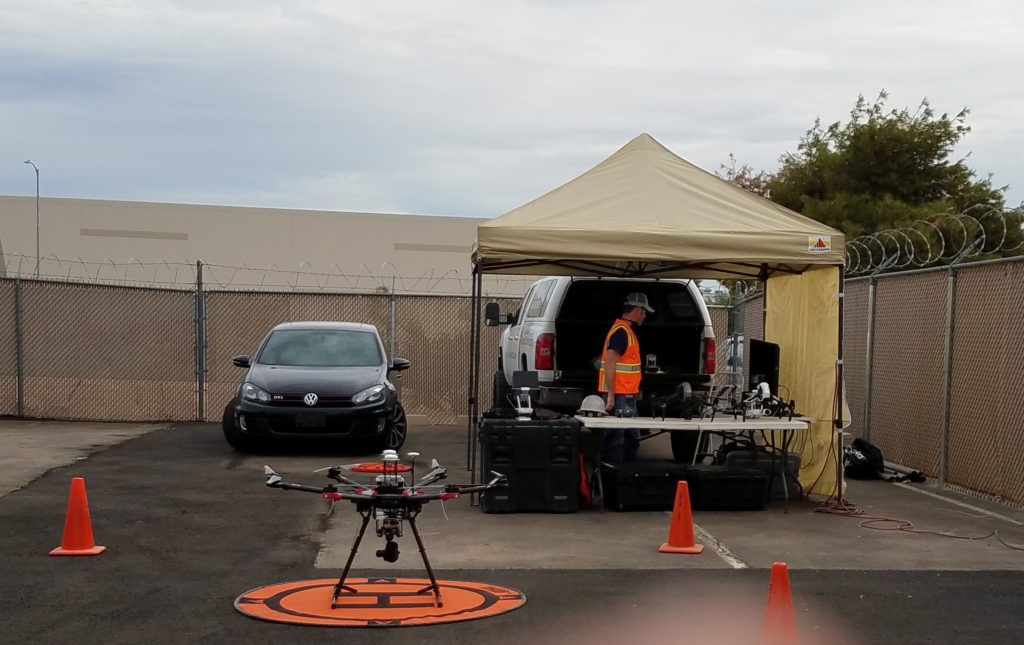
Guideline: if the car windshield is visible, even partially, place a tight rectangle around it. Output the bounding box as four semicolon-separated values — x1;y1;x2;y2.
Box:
257;329;382;367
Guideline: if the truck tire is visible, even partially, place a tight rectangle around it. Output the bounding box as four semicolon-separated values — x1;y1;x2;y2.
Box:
492;370;512;410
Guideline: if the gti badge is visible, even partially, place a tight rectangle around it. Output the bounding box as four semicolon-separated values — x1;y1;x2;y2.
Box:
304;393;319;406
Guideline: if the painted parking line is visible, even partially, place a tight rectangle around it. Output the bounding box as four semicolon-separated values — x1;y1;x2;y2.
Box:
895;483;1024;526
693;523;748;569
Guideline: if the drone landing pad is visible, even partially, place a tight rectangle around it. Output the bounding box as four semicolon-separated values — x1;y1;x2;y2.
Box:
234;578;526;627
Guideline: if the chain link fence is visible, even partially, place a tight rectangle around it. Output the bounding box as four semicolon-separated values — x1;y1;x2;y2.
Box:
868;272;948;475
0;281;17;416
2;257;1023;504
842;280;869;437
947;261;1024;504
11;280;195;421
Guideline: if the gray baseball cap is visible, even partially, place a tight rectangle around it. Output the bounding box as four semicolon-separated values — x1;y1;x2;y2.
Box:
624;292;654;313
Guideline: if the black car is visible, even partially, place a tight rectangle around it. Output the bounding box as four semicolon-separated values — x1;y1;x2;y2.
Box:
222;321;411;451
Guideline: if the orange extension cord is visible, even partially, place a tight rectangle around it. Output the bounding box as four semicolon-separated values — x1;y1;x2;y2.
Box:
815;498;1024;551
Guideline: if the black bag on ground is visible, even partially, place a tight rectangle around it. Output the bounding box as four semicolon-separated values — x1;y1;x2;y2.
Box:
844;438;885;479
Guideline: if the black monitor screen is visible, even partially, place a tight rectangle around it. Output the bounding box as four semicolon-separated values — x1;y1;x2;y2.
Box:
748;339;780;394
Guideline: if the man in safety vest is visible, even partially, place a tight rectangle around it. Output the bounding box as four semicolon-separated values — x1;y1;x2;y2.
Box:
598;292;654;462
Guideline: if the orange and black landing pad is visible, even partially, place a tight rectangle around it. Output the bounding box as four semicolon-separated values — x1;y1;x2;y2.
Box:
234;578;526;627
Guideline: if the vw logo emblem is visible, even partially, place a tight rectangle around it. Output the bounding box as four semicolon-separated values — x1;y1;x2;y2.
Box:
303;393;319;406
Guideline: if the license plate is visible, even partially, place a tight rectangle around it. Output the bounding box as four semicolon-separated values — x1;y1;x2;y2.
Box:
295;413;326;428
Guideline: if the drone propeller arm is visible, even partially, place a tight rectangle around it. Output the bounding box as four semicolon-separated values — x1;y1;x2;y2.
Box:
267;479;333;494
414;471;507;499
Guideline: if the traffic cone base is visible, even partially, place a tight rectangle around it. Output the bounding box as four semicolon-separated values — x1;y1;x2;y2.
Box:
659;480;703;555
50;545;107;556
659;542;704;554
50;477;105;557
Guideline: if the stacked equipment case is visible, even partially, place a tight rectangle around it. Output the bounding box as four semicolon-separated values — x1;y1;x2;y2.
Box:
479;417;581;513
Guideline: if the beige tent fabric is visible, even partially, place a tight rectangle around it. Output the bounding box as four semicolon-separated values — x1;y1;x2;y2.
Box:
473;133;844;279
764;266;849;497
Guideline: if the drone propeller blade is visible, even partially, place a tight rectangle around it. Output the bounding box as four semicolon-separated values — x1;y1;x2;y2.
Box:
312;463;361;473
264;465;283;487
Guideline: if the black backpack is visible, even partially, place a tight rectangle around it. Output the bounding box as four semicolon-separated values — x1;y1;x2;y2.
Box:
844;438;885;480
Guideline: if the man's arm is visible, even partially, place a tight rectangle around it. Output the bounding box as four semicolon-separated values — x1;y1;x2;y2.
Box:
603;348;619;411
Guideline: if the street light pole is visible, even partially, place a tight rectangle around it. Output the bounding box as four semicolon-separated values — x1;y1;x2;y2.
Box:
23;160;39;279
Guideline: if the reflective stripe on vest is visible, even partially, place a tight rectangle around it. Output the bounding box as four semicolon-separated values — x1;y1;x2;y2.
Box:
597;319;642;395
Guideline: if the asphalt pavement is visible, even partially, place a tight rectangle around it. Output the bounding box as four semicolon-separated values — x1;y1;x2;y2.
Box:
1;420;1023;644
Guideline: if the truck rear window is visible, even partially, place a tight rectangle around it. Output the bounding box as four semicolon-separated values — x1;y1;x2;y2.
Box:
558;280;703;323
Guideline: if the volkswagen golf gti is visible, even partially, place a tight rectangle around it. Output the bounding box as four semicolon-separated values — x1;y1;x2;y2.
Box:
222;321;410;451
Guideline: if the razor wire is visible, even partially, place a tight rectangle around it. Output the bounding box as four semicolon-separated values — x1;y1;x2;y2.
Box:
1;253;534;296
845;206;1024;275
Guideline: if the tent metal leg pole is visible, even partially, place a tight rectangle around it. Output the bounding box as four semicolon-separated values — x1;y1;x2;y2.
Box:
470;270;483;487
467;268;480;472
759;263;768;338
836;265;847;501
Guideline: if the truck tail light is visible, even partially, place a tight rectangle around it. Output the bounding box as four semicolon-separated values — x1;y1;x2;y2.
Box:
536;333;555;370
703;337;716;375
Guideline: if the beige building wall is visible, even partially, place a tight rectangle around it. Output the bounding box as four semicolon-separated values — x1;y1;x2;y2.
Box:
0;196;530;295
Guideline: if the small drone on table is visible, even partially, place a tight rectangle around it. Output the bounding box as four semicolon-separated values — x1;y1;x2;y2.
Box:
712;383;797;421
645;381;797;422
263;450;506;608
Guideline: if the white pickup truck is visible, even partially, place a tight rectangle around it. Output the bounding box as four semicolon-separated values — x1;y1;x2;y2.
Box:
485;276;717;460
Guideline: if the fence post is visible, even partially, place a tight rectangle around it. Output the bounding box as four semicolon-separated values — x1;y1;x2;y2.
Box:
863;277;877;442
15;278;25;417
939;266;956;487
195;261;207;422
389;290;397;361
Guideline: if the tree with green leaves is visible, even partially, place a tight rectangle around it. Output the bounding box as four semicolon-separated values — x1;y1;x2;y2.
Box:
768;91;1008;239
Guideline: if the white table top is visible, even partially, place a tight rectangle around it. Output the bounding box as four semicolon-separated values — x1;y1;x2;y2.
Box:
573;415;813;431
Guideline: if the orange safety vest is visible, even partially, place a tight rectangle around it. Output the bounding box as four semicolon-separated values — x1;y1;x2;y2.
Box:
597;319;641;395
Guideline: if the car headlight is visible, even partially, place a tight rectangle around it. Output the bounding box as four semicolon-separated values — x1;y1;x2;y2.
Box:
352;384;386;404
242;383;271;403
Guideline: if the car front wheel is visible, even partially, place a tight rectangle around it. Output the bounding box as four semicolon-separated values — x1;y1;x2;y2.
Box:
222;402;254;452
377;401;408;451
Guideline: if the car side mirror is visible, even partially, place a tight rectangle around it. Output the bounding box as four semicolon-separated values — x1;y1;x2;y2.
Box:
390;357;411;372
232;354;251;368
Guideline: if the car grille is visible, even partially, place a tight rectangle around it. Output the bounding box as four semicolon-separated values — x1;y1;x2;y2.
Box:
266;394;354;407
268;416;383;435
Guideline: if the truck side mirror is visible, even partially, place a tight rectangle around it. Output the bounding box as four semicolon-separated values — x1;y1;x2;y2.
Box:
484;302;504;326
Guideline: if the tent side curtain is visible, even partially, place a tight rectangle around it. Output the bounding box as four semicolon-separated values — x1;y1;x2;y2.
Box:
764;265;848;497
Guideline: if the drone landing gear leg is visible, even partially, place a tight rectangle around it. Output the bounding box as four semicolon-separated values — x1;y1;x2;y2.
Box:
331;508;372;609
407;515;443;607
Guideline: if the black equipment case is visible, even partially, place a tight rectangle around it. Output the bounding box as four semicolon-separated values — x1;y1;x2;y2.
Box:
682;464;769;511
600;460;690;512
723;449;802;500
479;417;580;513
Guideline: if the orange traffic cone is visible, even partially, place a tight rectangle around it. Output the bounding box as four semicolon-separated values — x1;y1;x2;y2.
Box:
659;481;704;554
50;477;106;556
762;562;798;644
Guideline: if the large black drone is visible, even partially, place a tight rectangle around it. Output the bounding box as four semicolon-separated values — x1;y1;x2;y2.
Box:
263;450;506;607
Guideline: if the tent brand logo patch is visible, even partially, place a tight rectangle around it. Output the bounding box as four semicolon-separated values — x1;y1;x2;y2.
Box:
808;236;832;253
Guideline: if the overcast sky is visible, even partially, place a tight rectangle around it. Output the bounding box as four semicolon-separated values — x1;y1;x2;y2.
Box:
2;0;1022;218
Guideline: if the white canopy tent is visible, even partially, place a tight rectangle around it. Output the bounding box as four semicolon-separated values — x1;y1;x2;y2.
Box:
468;133;848;498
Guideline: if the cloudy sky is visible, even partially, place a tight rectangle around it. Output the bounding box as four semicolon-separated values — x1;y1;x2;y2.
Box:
2;0;1022;217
